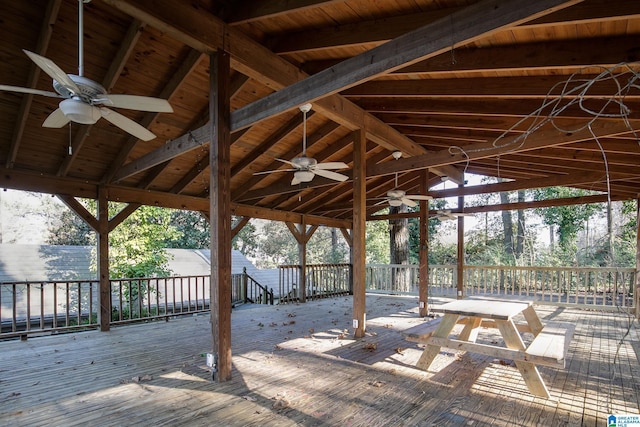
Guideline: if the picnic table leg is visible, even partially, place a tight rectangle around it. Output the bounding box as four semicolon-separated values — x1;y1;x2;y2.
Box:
458;317;482;342
496;319;550;399
521;306;544;336
416;313;459;370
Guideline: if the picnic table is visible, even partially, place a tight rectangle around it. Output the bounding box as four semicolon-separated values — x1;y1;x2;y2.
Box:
404;298;574;398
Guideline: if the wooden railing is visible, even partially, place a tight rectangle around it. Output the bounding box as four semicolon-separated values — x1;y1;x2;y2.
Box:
1;271;273;339
278;264;351;303
280;263;636;310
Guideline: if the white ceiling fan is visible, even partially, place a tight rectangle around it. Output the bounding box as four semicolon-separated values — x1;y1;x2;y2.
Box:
0;0;172;141
374;151;432;207
255;103;349;185
435;210;472;220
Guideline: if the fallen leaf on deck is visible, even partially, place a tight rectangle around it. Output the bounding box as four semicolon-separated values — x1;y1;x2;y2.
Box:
369;380;385;387
243;395;257;401
362;342;378;351
395;347;405;355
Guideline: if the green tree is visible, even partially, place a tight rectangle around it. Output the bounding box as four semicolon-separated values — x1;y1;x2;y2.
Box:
232;217;259;258
163;210;209;249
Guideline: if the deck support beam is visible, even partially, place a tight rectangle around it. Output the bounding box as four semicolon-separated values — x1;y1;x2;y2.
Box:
352;129;367;338
457;183;465;299
419;170;429;317
97;187;111;331
209;49;232;382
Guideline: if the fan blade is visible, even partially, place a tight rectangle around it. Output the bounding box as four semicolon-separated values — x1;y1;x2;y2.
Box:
406;195;433;201
315;161;348;170
42;108;70;128
313;169;348;182
0;84;62;98
291;175;301;185
253;168;296;176
23;50;81;95
400;197;418;207
99;107;156;141
99;94;173;113
275;158;299;168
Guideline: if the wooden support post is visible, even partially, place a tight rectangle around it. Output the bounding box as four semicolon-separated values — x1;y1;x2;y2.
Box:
286;220;317;302
209;49;232;382
457;182;465;299
298;220;307;303
419;170;429;317
352;129;366;338
635;197;640;319
97;187;110;331
340;228;354;295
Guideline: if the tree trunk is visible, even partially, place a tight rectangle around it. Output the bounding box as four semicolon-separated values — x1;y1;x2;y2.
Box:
515;190;525;260
389;204;410;292
499;191;514;258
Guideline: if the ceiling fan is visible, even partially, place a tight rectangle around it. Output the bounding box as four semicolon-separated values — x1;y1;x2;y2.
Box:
255;103;349;185
0;0;173;141
435;210;472;220
374;151;433;207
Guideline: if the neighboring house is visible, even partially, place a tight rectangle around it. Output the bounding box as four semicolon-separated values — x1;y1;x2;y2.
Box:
0;245;278;291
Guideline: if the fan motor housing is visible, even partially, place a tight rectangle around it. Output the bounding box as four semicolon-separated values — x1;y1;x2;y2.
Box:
53;74;105;102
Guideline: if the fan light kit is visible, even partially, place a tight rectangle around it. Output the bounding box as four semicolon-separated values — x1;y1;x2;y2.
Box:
253;103;349;185
0;0;173;141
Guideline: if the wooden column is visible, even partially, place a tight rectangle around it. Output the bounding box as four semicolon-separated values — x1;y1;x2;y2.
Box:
457;183;465;299
340;228;354;294
286;220;317;302
352;129;366;338
209;49;232;381
635;198;640;319
97;187;110;331
419;170;429;317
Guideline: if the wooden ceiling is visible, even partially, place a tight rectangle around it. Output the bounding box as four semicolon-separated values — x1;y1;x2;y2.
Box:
1;0;639;227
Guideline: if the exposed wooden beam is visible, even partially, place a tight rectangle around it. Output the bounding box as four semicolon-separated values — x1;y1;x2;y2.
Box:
6;0;62;169
104;49;204;183
112;123;209;182
228;0;342;25
231;203;351;229
279;0;639;55
367;193;624;221
342;75;640;99
269;6;462;54
57;194;99;232
231;216;250;238
369;120;637;177
101;0;461;181
230;112;308;177
232;0;583;129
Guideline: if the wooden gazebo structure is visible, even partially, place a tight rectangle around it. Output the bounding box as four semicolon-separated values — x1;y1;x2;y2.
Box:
1;0;639;381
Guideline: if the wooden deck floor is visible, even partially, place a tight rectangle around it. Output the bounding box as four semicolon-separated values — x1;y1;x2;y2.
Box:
1;294;639;426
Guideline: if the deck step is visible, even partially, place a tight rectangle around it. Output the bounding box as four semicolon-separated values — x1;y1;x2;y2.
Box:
525;321;575;368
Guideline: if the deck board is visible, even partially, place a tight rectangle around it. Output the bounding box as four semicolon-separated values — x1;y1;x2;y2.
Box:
1;294;639;426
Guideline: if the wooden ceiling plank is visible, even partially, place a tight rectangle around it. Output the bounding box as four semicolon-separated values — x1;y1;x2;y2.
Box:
289;0;639;57
6;0;62;169
170;155;210;194
369;120;637;178
231;0;584;130
230;112;307;177
104;49;204;183
270;6;462;55
228;0;342;25
112;123;209;182
101;0;461;181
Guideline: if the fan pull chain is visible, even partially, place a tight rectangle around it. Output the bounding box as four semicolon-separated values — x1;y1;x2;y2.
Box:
68;123;73;155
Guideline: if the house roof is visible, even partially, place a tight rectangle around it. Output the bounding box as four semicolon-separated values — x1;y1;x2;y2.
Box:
0;0;639;227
